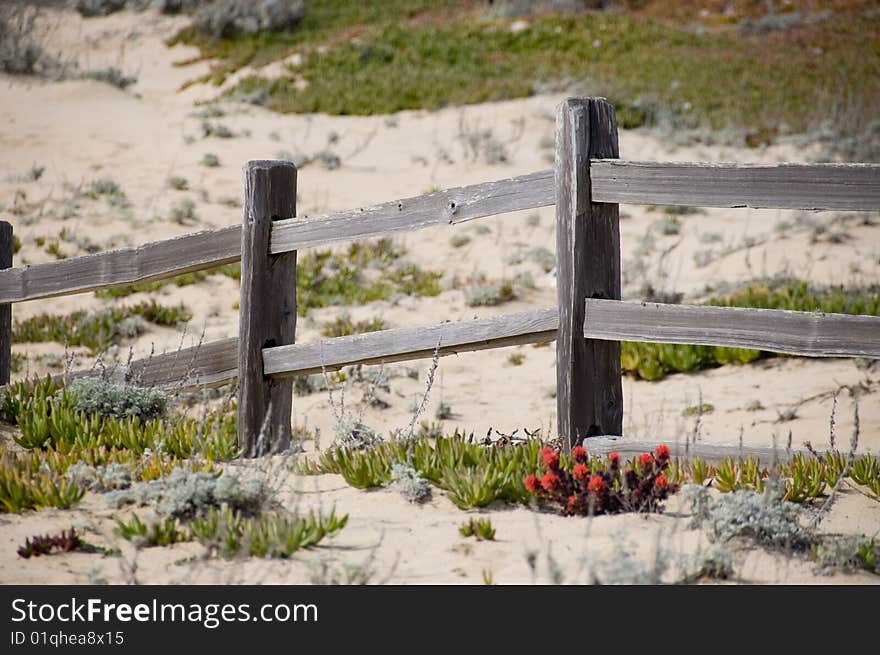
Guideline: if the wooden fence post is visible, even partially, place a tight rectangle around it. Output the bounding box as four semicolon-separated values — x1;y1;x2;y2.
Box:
238;161;298;457
555;97;622;449
0;221;11;386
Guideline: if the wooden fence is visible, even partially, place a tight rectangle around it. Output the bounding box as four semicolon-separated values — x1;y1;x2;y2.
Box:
2;98;879;456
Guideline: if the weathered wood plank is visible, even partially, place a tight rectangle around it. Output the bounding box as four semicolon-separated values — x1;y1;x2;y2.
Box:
123;337;238;390
591;160;880;211
582;436;811;464
556;98;622;450
0;171;554;304
33;337;240;393
269;169;555;254
583;299;880;358
0;222;12;385
238;161;298;457
0;225;241;304
263;308;559;378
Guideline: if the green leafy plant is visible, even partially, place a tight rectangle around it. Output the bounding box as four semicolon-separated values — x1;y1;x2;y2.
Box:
459;517;495;541
189;506;348;559
12;301;191;352
0;452;85;513
320;314;386;338
623;281;880;380
297;239;441;314
114;514;188;548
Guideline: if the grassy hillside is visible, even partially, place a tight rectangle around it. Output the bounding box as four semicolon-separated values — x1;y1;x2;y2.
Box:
173;0;880;156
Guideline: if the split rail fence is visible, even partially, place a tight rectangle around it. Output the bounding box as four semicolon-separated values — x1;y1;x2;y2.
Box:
2;98;879;457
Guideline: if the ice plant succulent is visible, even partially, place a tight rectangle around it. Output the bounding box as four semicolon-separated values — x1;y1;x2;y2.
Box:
523;446;679;516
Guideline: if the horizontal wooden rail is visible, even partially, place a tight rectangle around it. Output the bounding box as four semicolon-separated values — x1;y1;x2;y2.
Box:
0;226;241;304
58;337;239;392
0;171;555;304
269;169;555;254
581;436;811;464
583;299;880;358
591;160;880;211
3;160;876;304
263;307;559;377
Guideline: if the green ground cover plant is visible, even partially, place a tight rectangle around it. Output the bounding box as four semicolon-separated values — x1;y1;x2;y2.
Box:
297;238;441;314
459;517;495;541
2;378;238;462
12;301;192;352
622;281;880;380
114;514;188;548
170;3;878;151
320;314;387;338
189;506;348;559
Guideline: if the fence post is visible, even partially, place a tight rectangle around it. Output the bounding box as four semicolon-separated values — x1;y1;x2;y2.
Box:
0;221;11;386
238;160;298;457
555;97;622;450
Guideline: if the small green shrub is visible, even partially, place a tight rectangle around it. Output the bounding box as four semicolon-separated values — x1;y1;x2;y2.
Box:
84;179;125;202
12;301;191;351
114;514;188;548
66;378;167;421
189;506;347;559
450;234;471;248
297;239;440;314
107;468;269;519
201;153;220;167
459;517;495;541
65;462;131;492
389;463;431;504
169;199;198;225
320;314;386;338
687;486;813;550
464;280;516;307
0;452;85;513
813;536;878;575
622;281;880;381
167;176;190;190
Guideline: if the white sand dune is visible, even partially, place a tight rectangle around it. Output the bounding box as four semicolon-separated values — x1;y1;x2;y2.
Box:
1;6;878;584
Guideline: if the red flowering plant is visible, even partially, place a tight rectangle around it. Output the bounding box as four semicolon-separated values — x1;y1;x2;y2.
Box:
524;444;678;516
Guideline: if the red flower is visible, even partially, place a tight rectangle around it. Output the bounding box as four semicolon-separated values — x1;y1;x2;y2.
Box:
638;453;653;470
654;444;670;461
655;475;668;489
541;471;561;492
608;452;620;467
541;447;560;471
587;475;605;495
524;474;540;493
573;463;590;481
566;494;578;512
571;446;587;462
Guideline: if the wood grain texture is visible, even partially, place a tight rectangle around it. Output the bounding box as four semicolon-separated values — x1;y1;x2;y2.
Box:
591;160;880;210
121;337;238;390
0;222;12;385
583;299;880;358
269;170;555;254
263;308;558;378
0;225;241;304
15;337;239;394
555;98;622;449
581;436;811;464
238;161;297;456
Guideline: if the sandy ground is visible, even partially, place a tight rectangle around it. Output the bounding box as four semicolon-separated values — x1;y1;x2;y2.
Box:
1;6;878;584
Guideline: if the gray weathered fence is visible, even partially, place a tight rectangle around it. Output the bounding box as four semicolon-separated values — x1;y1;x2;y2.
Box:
3;98;880;456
